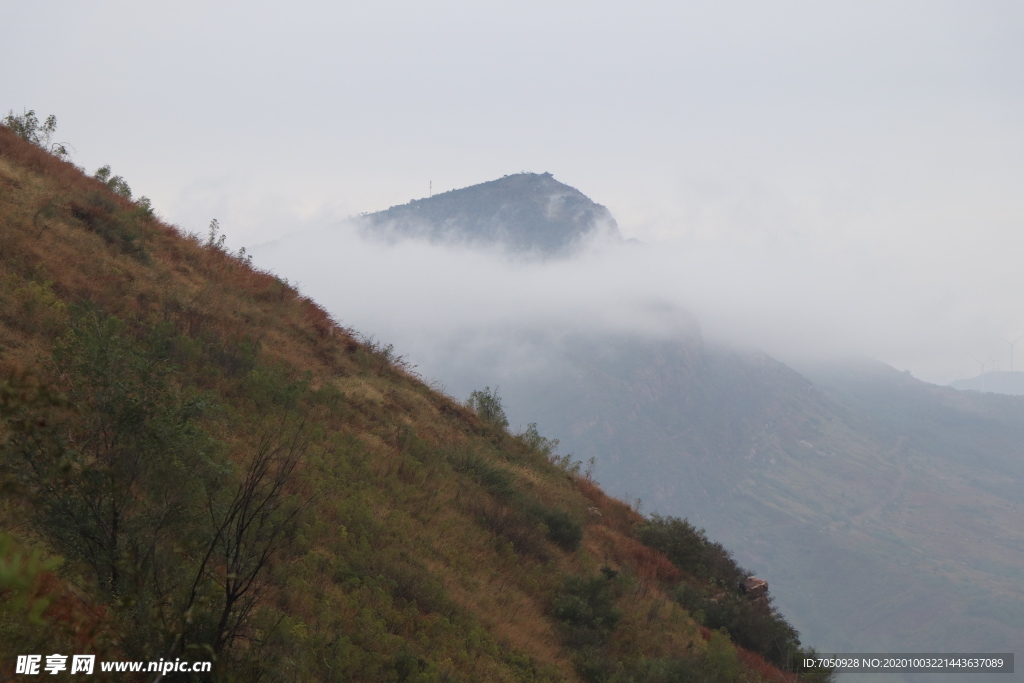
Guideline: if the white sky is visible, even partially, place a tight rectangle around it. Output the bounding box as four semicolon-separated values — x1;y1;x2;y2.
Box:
3;1;1023;383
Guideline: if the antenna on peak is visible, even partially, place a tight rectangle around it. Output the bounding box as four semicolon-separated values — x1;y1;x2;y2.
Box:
429;180;432;198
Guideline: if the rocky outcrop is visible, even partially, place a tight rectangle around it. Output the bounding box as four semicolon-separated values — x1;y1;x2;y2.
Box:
742;577;771;613
742;577;768;599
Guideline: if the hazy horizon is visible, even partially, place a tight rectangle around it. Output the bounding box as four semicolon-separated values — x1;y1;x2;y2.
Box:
4;0;1023;384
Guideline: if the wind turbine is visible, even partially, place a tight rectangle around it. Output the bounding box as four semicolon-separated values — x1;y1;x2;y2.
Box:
969;354;994;377
1002;335;1024;372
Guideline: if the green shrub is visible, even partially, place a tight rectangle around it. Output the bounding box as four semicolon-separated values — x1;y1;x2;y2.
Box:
93;164;132;199
553;573;621;649
702;629;741;683
670;565;808;671
641;514;820;672
637;514;746;587
643;657;703;683
471;499;549;559
521;422;559;458
536;506;582;551
449;449;517;498
467;386;509;430
2;109;70;159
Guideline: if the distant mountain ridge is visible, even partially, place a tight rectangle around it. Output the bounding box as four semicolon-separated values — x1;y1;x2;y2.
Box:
358;172;623;254
950;370;1024;396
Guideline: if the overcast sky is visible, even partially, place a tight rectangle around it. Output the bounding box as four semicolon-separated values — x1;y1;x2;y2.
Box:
3;1;1023;384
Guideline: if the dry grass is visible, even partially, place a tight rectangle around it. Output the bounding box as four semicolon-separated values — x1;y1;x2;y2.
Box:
585;526;680;586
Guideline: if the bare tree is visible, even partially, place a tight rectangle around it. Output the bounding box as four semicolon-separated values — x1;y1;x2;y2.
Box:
157;424;308;680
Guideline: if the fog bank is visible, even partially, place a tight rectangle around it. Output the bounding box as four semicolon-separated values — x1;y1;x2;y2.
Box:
253;221;1014;388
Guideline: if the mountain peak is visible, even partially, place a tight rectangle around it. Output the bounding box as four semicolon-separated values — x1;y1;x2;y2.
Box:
358;172;622;255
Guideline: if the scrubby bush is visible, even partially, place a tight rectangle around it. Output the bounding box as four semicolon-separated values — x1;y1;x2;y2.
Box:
467;386;509;430
641;515;824;674
94;164;132;198
92;164;155;216
553;572;622;648
468;499;549;559
521;422;595;477
521;422;559;457
637;514;746;587
536;506;583;551
449;449;517;498
673;583;802;671
2;109;70;159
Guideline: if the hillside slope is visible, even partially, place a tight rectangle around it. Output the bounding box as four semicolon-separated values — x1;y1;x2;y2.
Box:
0;127;828;681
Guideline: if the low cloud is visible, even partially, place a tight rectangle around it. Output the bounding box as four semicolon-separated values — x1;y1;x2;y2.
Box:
252;219;1018;390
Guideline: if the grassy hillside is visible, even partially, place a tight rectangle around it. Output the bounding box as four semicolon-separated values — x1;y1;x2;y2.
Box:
0;124;829;681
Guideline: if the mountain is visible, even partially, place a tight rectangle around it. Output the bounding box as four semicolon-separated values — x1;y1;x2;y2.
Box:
0;125;830;680
950;370;1024;396
357;172;623;254
273;173;1024;681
